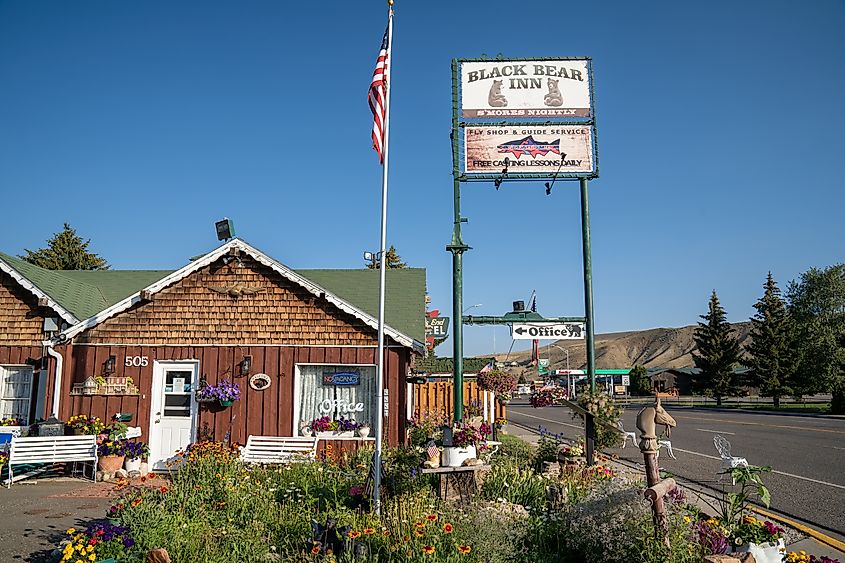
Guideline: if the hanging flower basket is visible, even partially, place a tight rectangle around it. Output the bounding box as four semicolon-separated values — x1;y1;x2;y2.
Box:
196;380;241;405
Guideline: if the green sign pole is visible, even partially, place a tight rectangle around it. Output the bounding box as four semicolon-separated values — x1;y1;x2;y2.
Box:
448;59;470;422
580;177;597;465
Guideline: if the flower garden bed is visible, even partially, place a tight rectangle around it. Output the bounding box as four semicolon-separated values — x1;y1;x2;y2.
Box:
49;430;839;563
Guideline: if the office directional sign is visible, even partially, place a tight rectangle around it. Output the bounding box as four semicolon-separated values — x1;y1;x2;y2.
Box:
511;322;585;340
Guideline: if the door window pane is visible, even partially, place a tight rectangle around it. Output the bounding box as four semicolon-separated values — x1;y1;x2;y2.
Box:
162;369;192;417
297;365;376;435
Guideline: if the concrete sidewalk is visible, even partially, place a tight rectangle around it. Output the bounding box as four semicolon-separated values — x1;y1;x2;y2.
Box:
0;478;114;562
501;423;845;562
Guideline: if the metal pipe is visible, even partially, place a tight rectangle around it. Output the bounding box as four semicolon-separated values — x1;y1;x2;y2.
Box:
44;343;63;417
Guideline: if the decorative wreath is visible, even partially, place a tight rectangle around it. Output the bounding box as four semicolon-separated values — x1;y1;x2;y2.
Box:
249;373;272;391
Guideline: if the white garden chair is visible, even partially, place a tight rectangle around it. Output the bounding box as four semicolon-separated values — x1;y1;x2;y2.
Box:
616;420;637;449
713;435;748;484
657;438;676;460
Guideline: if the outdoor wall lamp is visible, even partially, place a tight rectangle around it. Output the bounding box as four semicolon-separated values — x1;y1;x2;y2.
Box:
103;355;116;375
240;355;252;376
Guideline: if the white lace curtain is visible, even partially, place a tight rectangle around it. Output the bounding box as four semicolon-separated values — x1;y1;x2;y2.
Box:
297;365;376;434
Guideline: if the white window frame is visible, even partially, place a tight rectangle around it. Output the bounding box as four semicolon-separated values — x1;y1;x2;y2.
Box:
292;363;377;436
0;364;34;423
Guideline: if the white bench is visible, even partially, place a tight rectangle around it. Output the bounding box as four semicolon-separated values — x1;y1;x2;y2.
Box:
6;435;98;488
239;435;318;465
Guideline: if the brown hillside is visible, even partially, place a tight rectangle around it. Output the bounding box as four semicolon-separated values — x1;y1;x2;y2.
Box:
491;322;752;371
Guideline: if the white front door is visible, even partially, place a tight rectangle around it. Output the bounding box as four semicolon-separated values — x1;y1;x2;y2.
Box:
149;361;198;471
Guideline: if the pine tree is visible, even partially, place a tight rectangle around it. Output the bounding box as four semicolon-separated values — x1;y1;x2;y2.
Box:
366;245;407;269
786;264;845;413
691;290;742;405
20;223;109;270
746;272;793;408
629;365;652;395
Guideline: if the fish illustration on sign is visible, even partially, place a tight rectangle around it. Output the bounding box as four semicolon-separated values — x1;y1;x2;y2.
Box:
497;136;561;159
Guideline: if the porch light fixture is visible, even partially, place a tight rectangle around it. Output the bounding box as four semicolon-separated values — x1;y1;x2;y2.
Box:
103;355;116;375
240;355;252;376
363;250;382;269
215;218;235;241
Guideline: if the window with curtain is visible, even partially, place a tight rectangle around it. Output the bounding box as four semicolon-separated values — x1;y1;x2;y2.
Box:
0;365;33;422
296;365;376;435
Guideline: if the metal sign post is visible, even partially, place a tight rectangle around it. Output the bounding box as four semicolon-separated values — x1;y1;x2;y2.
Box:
449;57;600;462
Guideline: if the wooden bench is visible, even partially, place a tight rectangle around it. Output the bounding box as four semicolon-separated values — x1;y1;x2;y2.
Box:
239;435;318;464
6;435;98;488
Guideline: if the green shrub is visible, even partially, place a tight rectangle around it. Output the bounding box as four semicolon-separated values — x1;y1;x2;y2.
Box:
493;434;534;468
481;460;547;510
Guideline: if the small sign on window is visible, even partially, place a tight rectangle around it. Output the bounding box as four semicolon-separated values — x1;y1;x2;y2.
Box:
322;372;360;386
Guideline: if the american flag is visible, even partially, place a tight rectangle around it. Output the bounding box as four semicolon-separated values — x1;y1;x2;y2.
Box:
369;25;390;163
427;442;440;460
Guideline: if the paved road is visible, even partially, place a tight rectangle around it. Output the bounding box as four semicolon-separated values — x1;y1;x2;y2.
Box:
506;399;845;536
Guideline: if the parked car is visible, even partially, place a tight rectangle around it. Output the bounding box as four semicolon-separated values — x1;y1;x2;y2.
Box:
516;384;532;396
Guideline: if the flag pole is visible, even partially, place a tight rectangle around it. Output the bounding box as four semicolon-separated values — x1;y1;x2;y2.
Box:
373;0;394;516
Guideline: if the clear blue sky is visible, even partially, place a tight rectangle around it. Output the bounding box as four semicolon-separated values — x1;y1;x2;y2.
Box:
1;1;843;358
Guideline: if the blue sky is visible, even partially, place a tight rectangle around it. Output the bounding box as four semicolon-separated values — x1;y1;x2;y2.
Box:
1;1;844;358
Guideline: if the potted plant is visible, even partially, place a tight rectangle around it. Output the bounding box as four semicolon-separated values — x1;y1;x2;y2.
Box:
196;379;241;407
122;441;149;473
309;415;360;437
67;414;105;436
477;369;517;404
299;421;314;437
97;440;127;473
730;516;785;563
356;422;371;438
442;422;485;467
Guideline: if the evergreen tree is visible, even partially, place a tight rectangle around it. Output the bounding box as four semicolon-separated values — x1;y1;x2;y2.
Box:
786;264;845;413
745;272;793;408
20;223;109;270
691;290;742;405
630;365;652;396
366;245;407;269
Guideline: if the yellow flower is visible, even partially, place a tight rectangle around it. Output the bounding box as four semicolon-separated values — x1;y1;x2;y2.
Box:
86;545;94;553
458;545;472;554
88;555;96;561
683;515;691;523
422;545;435;555
66;528;76;534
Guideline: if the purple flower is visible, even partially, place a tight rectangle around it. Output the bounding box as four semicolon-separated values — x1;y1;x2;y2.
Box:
197;380;241;402
693;520;729;554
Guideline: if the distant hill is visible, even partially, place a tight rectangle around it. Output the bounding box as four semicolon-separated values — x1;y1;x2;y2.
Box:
490;322;752;371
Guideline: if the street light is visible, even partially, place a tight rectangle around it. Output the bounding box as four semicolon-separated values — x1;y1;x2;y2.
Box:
462;303;483;314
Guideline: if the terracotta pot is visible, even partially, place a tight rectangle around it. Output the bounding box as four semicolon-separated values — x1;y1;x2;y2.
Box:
98;455;125;473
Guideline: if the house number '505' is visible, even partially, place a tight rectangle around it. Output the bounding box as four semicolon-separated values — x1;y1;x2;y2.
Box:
125;356;149;367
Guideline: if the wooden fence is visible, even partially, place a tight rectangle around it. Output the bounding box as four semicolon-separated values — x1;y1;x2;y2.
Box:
411;379;506;422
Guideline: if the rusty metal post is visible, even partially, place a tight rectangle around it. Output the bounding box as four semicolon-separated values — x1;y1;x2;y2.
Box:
637;396;677;548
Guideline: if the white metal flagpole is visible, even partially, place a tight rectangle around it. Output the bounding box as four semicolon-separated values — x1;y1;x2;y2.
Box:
372;2;394;516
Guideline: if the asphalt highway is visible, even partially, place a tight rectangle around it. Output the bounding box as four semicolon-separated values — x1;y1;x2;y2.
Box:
505;399;845;537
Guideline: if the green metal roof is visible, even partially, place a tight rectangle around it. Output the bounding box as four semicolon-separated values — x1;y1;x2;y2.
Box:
0;252;170;320
296;268;426;343
0;251;425;344
415;356;495;374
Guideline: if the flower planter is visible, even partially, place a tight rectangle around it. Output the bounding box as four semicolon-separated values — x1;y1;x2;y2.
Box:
442;445;477;467
219;400;234;407
316;431;354;438
124;457;142;473
71;427;88;436
98;455;125;473
356;426;371;438
733;538;785;563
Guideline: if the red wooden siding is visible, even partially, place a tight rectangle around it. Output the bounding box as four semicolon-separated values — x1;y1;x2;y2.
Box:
59;344;408;447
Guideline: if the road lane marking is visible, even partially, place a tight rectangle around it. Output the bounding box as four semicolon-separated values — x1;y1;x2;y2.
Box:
507;411;584;430
696;428;735;435
669;447;845;491
833;446;845;451
673;415;845;435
